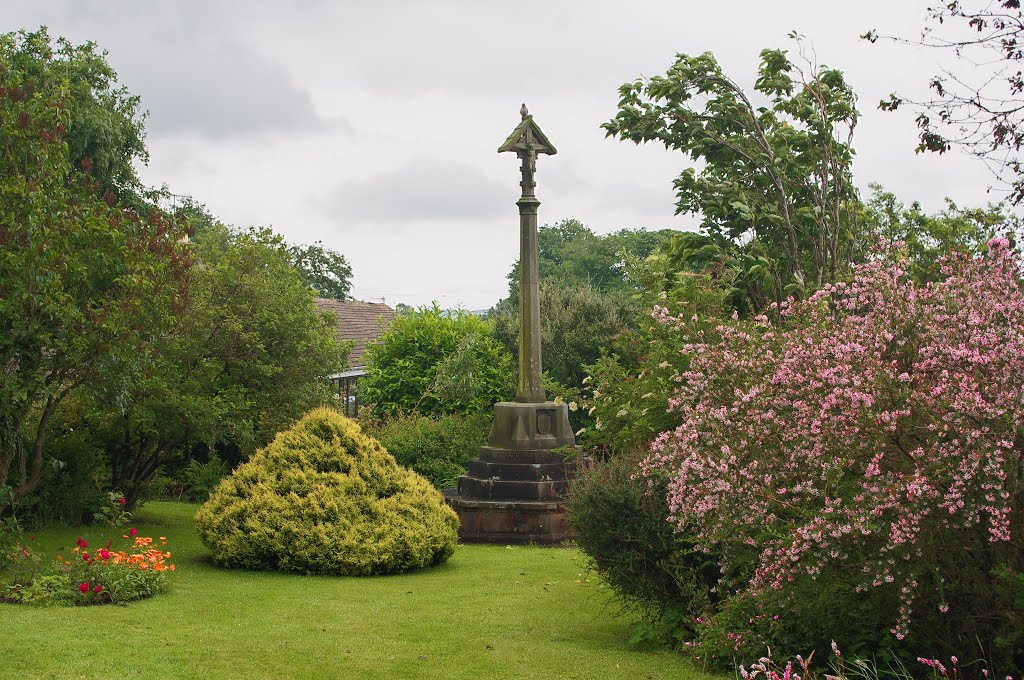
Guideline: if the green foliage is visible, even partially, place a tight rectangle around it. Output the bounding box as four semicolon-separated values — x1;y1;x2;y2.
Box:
505;218;679;299
0;29;189;505
9;572;73;606
568;450;716;646
660;231;781;316
79;223;345;508
91;492;130;528
140;456;231;504
178;456;230;502
361;306;513;417
581;262;730;454
604;36;860;304
13;401;109;526
194;408;459;575
861;183;1020;282
288;240;353;300
492;279;632;390
363;411;491;490
0;28;148;203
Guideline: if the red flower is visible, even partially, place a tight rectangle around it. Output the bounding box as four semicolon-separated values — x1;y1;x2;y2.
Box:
92;584;102;593
76;536;87;548
82;552;90;562
78;582;89;594
129;528;137;537
99;549;110;560
118;497;126;505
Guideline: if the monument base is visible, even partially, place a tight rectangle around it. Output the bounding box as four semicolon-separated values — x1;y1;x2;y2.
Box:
445;401;577;545
445;493;573;545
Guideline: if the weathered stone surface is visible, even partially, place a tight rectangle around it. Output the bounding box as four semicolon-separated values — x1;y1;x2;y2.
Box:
476;446;568;465
445;106;576;545
445;492;573;545
487;401;575;451
466;459;569;481
458;475;568;501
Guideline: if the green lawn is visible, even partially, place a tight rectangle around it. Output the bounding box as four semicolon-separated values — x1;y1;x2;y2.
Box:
1;502;716;679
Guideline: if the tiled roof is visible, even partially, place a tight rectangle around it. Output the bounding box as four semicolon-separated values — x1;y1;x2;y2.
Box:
314;299;397;369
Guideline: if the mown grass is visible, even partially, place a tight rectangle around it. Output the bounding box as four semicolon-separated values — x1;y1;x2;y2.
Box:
1;502;718;679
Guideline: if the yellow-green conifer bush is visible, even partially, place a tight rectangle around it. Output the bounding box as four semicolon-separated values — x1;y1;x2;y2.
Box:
194;408;459;575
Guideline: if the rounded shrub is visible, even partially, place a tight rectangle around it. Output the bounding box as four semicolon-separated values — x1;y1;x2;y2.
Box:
194;408;459;575
360;305;513;417
567;449;717;643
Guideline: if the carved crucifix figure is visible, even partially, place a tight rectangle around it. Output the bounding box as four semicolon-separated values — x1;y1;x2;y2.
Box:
519;147;536;198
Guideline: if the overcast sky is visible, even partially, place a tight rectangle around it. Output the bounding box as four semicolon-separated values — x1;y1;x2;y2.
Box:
3;1;1009;309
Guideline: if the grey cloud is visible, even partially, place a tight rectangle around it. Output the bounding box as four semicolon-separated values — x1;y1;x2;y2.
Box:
117;39;330;140
325;156;510;222
4;2;334;140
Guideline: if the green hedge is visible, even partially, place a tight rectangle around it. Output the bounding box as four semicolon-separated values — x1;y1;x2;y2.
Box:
363;411;491;490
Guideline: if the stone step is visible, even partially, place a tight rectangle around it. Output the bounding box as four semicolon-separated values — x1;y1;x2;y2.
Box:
457;474;569;501
466;459;570;482
477;445;573;465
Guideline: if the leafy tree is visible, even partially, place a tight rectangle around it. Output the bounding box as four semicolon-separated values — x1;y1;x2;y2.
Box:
169;197;221;241
866;2;1024;204
364;411;491;490
81;224;346;508
581;260;731;454
861;183;1021;282
168;199;354;300
492;279;631;390
2;28;149;204
361;307;513;417
505;219;678;300
604;37;860;305
0;31;189;504
287;241;353;300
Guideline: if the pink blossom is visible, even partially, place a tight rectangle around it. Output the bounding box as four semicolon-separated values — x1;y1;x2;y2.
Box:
645;246;1024;645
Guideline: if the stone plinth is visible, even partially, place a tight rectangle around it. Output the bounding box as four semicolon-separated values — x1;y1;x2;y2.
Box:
446;495;573;545
446;402;577;544
487;401;575;450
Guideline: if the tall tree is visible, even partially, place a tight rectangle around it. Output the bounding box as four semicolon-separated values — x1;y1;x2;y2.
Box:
861;183;1020;282
288;241;354;300
170;199;355;300
83;225;346;507
866;2;1024;204
2;28;149;204
492;279;631;390
0;30;189;503
604;37;860;304
361;307;512;417
504;219;678;300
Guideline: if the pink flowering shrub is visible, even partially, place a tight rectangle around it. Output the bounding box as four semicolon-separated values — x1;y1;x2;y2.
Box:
646;241;1024;668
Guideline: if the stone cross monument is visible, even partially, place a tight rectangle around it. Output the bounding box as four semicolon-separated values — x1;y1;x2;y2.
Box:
445;105;576;544
498;103;554;403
